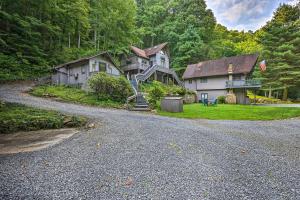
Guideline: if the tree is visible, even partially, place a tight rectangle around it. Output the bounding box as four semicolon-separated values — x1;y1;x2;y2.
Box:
260;4;300;100
89;0;138;53
137;0;216;72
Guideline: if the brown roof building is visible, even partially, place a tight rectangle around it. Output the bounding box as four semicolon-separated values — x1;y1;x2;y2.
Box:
183;54;259;79
183;54;261;104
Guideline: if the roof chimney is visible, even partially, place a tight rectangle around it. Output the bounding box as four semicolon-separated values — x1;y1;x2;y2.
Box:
228;63;233;74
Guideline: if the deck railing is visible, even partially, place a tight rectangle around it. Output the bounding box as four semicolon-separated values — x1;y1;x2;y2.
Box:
226;80;261;88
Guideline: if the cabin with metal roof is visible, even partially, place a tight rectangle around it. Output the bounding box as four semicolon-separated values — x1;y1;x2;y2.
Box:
183;54;261;104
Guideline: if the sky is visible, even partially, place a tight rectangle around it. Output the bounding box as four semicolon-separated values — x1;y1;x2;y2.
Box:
206;0;299;31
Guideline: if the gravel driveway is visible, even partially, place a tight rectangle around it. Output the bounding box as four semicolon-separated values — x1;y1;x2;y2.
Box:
0;82;299;199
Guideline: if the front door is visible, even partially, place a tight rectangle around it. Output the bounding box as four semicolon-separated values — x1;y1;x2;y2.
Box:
201;93;208;101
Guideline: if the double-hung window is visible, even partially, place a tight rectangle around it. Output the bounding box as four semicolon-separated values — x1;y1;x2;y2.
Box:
200;78;208;83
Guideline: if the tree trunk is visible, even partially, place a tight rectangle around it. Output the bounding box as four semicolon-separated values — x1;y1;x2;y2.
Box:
282;87;288;101
94;29;97;49
268;87;272;98
68;33;71;48
78;31;81;48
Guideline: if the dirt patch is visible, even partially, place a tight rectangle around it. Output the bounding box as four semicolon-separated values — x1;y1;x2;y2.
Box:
0;128;78;154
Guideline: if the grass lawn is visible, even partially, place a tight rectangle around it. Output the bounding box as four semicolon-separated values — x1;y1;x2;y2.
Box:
0;102;87;134
158;104;300;120
30;85;124;109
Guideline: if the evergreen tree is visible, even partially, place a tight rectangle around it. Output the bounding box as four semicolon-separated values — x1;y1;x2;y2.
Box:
260;4;300;100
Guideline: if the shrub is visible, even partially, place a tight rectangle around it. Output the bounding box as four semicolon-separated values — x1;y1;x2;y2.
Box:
88;72;133;102
141;81;188;96
217;96;226;104
148;85;164;108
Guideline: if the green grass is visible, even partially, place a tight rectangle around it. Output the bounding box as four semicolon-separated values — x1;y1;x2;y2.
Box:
30;85;124;109
0;102;87;134
158;104;300;120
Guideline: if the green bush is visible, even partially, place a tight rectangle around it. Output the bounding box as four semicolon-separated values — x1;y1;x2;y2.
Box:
141;81;189;96
148;86;164;108
88;72;133;102
0;103;86;134
217;96;226;104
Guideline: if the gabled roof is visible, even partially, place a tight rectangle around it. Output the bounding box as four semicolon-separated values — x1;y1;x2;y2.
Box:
55;52;122;72
144;42;168;57
182;54;259;79
130;46;149;59
130;42;168;59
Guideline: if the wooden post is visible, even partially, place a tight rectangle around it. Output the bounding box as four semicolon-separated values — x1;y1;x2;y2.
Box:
154;71;157;81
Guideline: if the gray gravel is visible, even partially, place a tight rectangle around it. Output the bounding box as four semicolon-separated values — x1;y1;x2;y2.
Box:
0;82;300;199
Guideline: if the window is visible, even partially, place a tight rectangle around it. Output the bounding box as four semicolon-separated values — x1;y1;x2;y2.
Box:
142;60;147;65
81;66;86;74
200;78;208;83
99;62;106;72
150;60;153;66
233;75;241;80
90;61;97;72
201;93;208;100
107;65;113;74
188;80;192;84
161;57;166;67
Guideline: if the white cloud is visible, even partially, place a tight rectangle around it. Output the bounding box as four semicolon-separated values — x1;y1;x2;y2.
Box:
206;0;296;31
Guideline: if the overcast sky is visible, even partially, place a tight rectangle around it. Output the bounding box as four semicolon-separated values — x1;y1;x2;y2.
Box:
206;0;298;31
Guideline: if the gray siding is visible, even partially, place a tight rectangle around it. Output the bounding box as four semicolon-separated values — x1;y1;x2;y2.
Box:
184;76;228;91
52;55;121;86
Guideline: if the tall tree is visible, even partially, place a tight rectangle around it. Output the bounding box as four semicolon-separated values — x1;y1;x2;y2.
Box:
90;0;138;54
137;0;216;75
260;3;300;100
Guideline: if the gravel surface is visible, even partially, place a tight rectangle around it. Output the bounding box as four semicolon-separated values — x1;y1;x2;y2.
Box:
0;82;300;199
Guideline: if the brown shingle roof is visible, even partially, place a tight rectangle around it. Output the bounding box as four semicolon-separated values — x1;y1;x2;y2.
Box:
130;46;149;59
144;42;168;56
182;54;259;79
130;42;168;59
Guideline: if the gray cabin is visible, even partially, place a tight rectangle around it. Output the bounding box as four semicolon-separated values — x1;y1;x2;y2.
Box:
120;43;181;85
182;54;261;104
52;52;122;88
